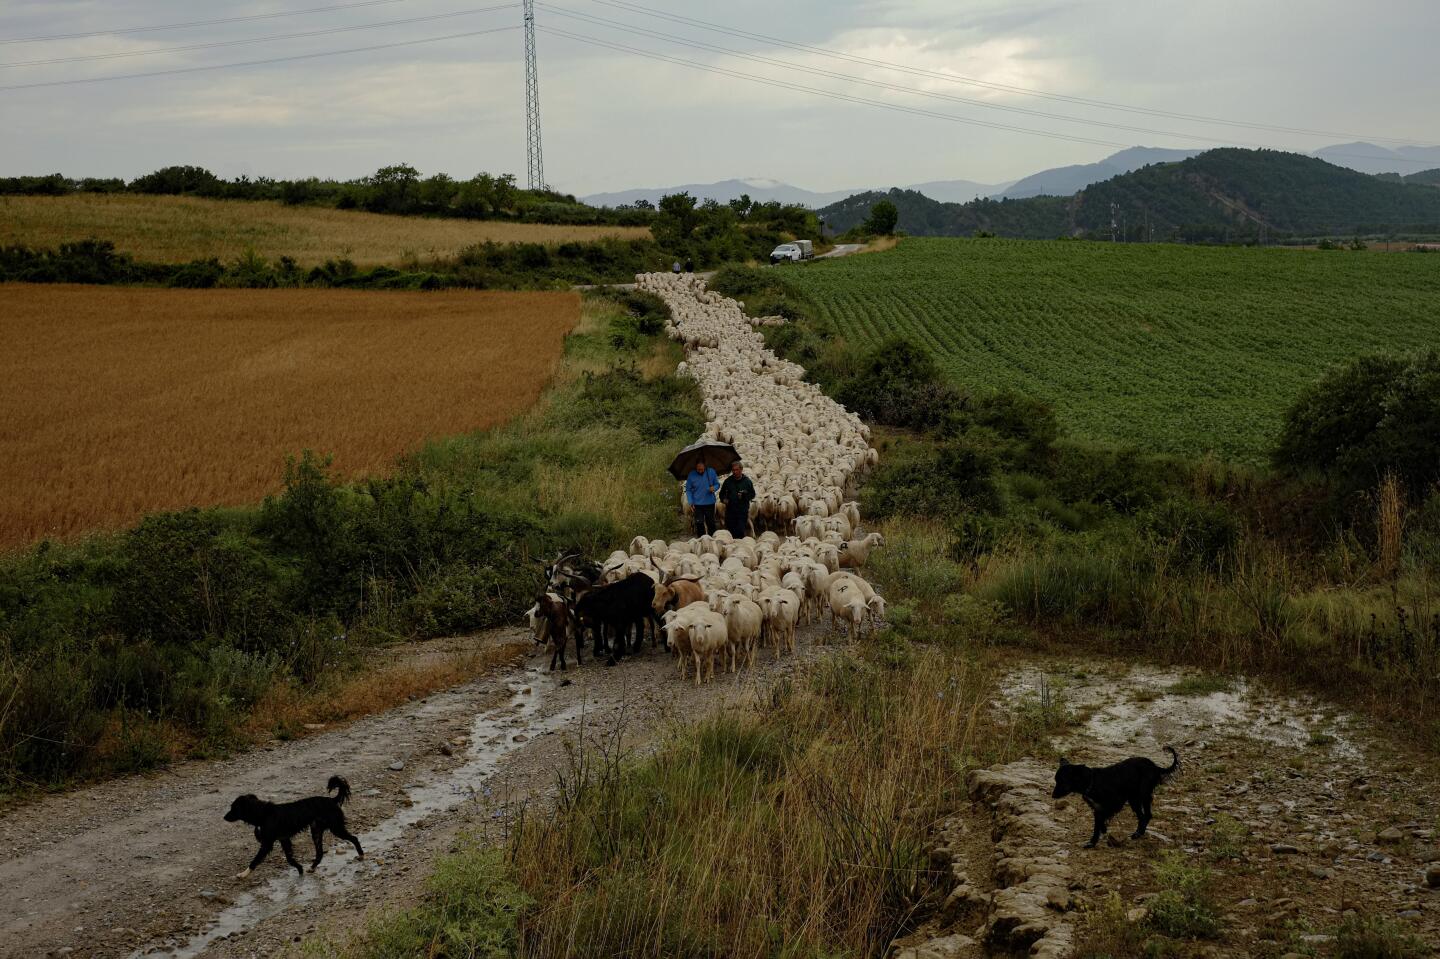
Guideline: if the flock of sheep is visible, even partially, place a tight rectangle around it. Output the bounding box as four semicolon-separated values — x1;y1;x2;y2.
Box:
526;272;886;684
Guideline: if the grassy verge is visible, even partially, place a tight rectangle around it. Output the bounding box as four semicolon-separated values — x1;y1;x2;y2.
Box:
0;289;699;797
306;633;1035;959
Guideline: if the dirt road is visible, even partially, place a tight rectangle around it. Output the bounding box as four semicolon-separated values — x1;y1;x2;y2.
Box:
896;658;1440;957
0;628;828;959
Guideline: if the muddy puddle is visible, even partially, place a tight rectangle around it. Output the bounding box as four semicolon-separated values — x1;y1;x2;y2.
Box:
134;676;584;959
999;662;1364;761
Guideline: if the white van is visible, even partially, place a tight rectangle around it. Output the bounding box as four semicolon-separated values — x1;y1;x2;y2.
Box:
769;240;814;264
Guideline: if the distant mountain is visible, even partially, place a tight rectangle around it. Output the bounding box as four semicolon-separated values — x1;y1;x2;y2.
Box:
902;178;1012;203
582;178;863;209
817;149;1440;241
582;175;1012;209
997;146;1202;199
1311;143;1440;176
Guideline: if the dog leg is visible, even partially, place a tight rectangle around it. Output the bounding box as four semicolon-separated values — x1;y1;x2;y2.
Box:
1131;797;1153;839
280;837;304;877
333;825;364;860
240;839;274;878
1086;809;1108;848
310;824;325;871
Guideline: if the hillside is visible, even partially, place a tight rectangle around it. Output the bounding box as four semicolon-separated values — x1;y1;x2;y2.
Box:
818;149;1440;240
997;146;1201;199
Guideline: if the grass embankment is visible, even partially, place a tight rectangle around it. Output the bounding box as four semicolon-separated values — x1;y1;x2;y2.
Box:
0;194;653;268
712;260;1440;749
306;638;1033;959
0;289;699;796
0;286;579;548
781;237;1440;462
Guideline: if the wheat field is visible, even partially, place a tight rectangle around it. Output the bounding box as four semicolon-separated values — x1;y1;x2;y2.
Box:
0;284;579;548
0;194;652;267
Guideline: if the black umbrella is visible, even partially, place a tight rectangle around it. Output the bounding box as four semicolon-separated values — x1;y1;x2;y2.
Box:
668;440;740;480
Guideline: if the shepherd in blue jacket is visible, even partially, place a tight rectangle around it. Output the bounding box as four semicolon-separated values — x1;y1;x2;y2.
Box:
685;458;719;537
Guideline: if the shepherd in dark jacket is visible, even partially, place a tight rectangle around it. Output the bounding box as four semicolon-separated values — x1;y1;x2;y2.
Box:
719;460;756;539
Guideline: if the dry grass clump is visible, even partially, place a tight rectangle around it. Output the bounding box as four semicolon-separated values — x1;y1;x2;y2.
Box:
0;193;652;267
506;645;1012;957
244;640;528;742
0;285;579;548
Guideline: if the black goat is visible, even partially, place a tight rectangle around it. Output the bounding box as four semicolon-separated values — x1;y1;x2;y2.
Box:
574;573;656;665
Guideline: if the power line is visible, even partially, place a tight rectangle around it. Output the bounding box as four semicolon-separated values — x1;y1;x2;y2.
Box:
582;0;1437;149
537;3;1292;153
539;24;1131;150
1;4;519;69
0;0;412;45
0;25;518;92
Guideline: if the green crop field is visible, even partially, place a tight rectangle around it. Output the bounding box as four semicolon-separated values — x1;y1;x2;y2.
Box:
785;238;1440;462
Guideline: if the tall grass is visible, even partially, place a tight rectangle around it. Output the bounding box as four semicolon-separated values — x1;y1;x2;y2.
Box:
318;642;1027;959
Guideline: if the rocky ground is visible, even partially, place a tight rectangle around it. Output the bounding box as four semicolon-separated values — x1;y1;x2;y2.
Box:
897;659;1440;958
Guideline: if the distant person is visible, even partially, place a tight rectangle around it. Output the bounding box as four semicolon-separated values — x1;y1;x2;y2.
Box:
685;257;694;273
685;458;719;536
672;260;683;274
718;460;755;539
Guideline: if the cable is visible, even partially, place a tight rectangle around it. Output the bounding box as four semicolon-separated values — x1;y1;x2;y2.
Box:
539;25;1131;150
538;3;1283;152
583;0;1436;149
1;0;412;45
1;4;519;69
0;25;518;92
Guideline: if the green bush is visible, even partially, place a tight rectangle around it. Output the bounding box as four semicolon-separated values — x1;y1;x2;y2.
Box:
1275;350;1440;497
862;438;1002;519
1138;497;1240;569
1146;851;1221;938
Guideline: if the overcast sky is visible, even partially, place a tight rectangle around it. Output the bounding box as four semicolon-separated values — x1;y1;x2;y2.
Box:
2;0;1436;194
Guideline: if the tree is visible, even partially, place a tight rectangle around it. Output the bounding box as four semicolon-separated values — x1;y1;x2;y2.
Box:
652;192;701;249
1274;350;1440;496
864;199;899;235
365;163;420;214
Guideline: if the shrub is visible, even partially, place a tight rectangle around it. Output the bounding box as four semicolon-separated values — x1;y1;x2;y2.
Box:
1334;914;1427;959
1138;496;1240;569
837;336;965;430
1275;350;1440;497
1147;851;1221;938
862;438;1002;519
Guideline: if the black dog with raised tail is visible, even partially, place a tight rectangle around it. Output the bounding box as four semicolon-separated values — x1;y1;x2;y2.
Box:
224;775;363;878
1052;747;1179;847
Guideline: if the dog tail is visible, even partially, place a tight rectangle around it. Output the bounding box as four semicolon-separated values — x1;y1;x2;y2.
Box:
327;775;351;805
1160;746;1180;782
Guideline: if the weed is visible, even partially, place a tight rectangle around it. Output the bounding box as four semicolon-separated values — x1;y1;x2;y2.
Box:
1208;814;1249;861
1334;913;1427;959
1147;851;1222;939
1167;673;1232;697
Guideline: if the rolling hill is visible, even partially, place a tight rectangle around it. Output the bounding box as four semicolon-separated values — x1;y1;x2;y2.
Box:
996;146;1201;198
817;149;1440;241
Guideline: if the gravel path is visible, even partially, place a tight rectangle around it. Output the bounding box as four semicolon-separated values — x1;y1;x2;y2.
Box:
0;626;834;959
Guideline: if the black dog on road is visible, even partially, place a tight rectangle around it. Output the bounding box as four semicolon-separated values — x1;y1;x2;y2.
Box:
224;775;363;878
1052;747;1180;847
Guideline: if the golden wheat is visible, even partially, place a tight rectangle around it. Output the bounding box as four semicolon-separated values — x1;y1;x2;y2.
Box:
0;194;652;267
0;284;579;548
